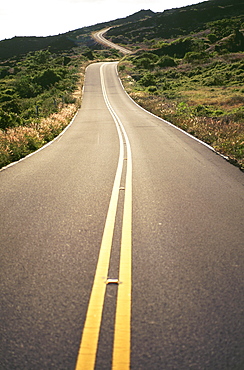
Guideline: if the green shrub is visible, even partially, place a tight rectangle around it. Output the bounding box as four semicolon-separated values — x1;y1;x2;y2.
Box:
119;64;126;71
14;76;41;98
155;37;196;58
138;72;157;87
34;69;61;89
135;52;159;62
203;73;226;86
132;52;159;70
0;93;13;103
184;51;209;63
208;34;218;43
157;56;177;67
194;105;224;117
0;109;22;129
135;57;154;70
208;18;242;40
147;86;158;93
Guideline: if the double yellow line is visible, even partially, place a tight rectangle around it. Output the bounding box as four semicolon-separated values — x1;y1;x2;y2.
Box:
75;63;132;370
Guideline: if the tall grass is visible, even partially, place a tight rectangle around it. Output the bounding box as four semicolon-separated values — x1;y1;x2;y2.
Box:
129;91;244;169
119;56;244;170
0;104;76;169
0;53;119;170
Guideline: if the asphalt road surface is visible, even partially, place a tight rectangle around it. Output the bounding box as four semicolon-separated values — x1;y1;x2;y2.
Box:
92;29;133;54
1;62;244;370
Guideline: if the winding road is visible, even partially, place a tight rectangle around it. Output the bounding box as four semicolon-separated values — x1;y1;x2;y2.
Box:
93;28;133;54
1;62;244;369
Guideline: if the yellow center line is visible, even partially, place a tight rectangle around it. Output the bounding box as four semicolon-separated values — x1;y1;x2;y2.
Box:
113;119;132;369
75;62;132;369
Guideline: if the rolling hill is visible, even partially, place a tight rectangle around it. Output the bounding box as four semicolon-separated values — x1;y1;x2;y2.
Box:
0;0;243;169
106;0;244;43
0;10;154;61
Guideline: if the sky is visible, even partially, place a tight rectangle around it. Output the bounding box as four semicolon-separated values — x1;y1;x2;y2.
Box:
0;0;202;41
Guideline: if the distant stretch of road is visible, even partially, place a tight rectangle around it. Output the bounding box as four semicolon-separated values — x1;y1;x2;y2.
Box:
93;28;133;54
1;61;244;369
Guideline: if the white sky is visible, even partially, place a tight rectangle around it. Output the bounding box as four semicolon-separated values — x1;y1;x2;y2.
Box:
0;0;202;41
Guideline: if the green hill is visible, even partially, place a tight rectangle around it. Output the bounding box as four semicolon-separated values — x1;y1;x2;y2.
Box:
0;10;154;61
0;1;243;169
106;0;244;43
107;0;244;169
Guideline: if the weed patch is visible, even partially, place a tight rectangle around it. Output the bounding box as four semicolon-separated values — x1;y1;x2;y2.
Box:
0;46;119;168
0;104;76;168
118;54;244;170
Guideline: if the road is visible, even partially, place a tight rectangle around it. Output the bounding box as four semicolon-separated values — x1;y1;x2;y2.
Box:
92;28;133;54
1;62;244;370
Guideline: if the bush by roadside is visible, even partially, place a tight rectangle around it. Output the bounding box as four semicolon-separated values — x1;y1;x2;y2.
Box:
0;46;120;169
0;104;77;168
118;54;244;170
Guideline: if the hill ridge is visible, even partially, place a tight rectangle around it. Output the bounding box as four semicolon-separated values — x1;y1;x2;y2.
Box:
0;10;154;61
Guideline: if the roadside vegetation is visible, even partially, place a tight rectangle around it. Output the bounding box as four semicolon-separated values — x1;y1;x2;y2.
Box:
117;16;244;169
0;47;120;168
1;0;243;170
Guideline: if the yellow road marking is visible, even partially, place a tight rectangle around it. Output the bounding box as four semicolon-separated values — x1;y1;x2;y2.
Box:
112;119;132;369
75;62;132;370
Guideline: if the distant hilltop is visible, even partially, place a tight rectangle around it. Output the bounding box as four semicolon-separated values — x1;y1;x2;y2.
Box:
0;0;243;61
0;9;154;61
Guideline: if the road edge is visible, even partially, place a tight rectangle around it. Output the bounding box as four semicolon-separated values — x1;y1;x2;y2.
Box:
115;66;240;167
0;110;80;172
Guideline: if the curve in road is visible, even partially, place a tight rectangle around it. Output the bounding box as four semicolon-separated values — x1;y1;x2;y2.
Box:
93;28;133;54
1;62;244;370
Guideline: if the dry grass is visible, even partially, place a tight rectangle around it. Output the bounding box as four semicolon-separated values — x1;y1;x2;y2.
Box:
118;56;244;170
181;86;244;110
128;89;244;170
0;104;77;168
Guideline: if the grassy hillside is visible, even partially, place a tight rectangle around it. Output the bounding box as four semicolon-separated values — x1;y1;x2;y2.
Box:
0;10;153;61
106;0;244;47
0;10;155;168
0;46;122;168
111;0;244;169
0;3;243;169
